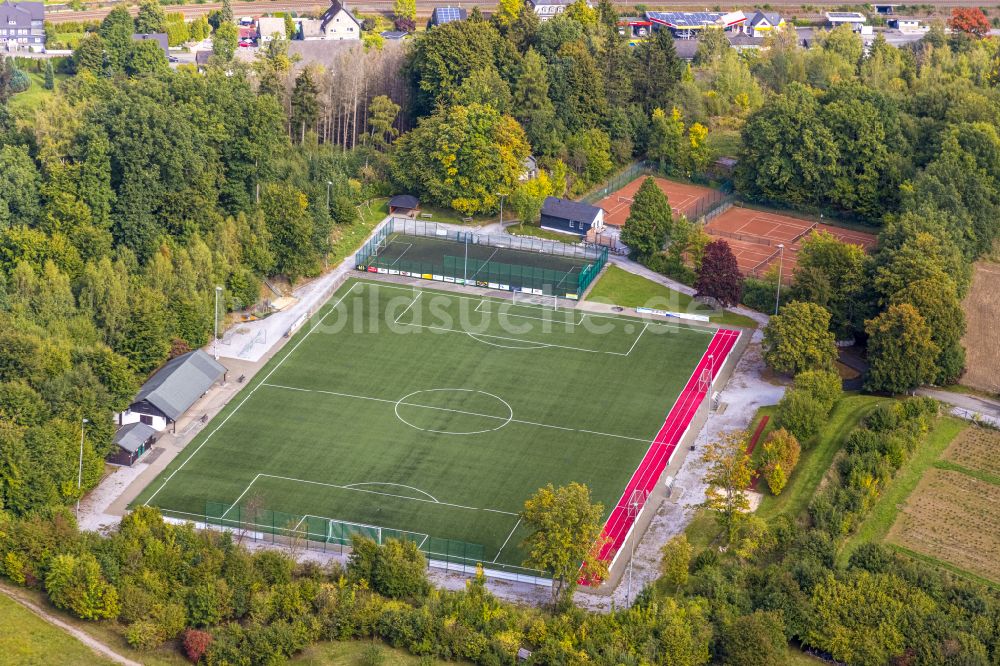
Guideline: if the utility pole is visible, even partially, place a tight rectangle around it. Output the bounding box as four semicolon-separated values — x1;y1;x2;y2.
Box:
76;418;88;520
496;192;505;226
774;243;785;316
326;180;333;209
214;286;223;360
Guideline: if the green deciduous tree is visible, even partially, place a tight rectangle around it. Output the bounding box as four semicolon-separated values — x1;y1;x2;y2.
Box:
865;303;939;394
659;533;692;590
510;171;553;226
213;21;239;62
135;0;167;34
99;5;135;72
890;278;965;385
365;95;400;152
776;389;826;442
792;369;842;412
763;301;838;375
792;230;868;339
648;107;686;174
126;39;169;77
720;610;788;666
45;552;120;620
760;428;800;495
391;103;529;215
0;145;41;229
453;67;513;114
521;482;607;606
260;183;317;281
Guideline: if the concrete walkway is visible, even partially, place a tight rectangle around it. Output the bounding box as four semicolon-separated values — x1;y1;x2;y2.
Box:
916;387;1000;427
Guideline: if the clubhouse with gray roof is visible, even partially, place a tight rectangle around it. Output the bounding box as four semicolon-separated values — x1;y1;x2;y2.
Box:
117;350;227;433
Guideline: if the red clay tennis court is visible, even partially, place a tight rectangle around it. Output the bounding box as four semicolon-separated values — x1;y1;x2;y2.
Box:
705;206;876;281
597;176;722;228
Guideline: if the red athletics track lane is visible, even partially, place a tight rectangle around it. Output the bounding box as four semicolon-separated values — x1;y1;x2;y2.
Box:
588;328;741;575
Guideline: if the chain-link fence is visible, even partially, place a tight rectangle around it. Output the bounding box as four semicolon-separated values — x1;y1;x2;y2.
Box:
196;502;549;586
355;218;607;298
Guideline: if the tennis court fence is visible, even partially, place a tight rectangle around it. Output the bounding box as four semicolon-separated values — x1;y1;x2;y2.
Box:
355;218;608;299
192;502;550;586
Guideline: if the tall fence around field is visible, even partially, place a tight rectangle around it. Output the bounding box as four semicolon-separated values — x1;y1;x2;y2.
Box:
195;502;550;587
355;218;608;299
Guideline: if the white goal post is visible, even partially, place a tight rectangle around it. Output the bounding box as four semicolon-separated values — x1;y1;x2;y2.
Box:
512;291;558;310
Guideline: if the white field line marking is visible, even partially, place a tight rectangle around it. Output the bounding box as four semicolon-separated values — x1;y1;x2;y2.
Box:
402;320;638;355
468;247;501;281
465;333;552;350
261;383;650;443
343;482;440;503
142;281;363;506
387;242;413;267
622;323;648;356
260;473;519;515
221;473;261;519
355;279;712;332
493;518;522;563
394;291;422;324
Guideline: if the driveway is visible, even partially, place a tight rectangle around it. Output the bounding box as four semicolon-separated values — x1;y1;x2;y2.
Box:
916;387;1000;427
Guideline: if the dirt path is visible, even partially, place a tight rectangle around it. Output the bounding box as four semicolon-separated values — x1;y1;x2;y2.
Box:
0;584;142;666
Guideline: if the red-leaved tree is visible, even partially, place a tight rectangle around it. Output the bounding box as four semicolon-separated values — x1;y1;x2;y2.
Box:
948;7;990;38
695;239;743;307
183;628;213;663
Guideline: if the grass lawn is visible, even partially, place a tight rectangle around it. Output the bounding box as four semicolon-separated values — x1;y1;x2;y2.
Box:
586;264;758;329
413;204;496;226
756;395;885;523
838;416;966;566
8;71;69;115
135;279;719;570
705;128;742;159
0;592;115;666
506;223;578;242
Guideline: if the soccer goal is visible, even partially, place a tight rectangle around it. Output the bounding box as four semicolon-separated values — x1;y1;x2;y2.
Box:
512;291;558;310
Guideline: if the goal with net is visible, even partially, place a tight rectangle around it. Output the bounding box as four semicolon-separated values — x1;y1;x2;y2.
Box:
512;291;558;310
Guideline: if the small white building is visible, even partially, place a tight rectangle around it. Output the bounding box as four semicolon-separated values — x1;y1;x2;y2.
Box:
527;0;591;21
117;350;227;433
257;16;288;43
888;17;923;32
825;11;867;31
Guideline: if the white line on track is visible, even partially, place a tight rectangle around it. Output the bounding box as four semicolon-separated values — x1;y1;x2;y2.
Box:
493;518;522;563
394;291;422;323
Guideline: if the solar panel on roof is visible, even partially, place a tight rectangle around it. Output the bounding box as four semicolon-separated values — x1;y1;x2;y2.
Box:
434;6;463;23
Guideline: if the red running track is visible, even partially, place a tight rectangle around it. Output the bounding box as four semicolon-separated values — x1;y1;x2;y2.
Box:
591;328;741;573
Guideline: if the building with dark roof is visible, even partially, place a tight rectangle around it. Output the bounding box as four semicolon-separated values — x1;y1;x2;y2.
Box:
540;197;604;237
132;32;169;54
430;6;466;27
109;423;158;466
117;350;227;433
389;194;420;215
0;1;44;52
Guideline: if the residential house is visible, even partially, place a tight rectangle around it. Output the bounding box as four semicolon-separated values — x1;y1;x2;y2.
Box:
540;197;604;237
825;11;867;31
727;31;765;52
888;17;922;31
132;32;169;55
0;1;44;52
257;16;288;43
745;11;784;38
117;350;227;433
318;0;360;40
430;6;466;27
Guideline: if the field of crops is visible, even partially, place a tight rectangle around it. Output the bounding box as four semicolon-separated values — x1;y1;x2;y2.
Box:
943;426;1000;479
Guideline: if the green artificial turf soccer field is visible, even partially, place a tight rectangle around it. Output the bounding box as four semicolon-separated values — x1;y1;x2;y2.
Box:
135;279;712;570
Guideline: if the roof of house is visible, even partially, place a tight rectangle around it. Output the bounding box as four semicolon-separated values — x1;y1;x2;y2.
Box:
673;39;699;60
257;16;287;38
320;0;360;30
825;11;866;22
0;1;43;25
542;197;601;224
749;11;782;27
647;10;745;29
389;194;420;209
530;0;577;6
727;32;765;47
133;350;226;421
132;33;169;52
113;422;157;453
431;6;467;25
380;30;408;39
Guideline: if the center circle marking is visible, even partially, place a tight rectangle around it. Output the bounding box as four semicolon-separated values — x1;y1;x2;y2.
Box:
394;388;513;435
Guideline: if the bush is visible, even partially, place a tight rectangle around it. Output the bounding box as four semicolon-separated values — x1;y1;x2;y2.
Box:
360;643;386;665
776;390;825;442
760;428;801;495
126;620;165;651
793;369;842;412
720;610;787;666
9;68;29;94
183;628;213;663
864;402;901;432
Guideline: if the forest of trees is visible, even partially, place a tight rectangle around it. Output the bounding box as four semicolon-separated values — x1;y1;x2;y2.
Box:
0;0;999;663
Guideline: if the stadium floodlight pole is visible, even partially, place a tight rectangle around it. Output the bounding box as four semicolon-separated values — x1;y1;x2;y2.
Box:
495;192;504;226
326;180;333;209
708;354;715;410
774;244;785;315
214;286;223;360
76;418;88;520
627;498;638;606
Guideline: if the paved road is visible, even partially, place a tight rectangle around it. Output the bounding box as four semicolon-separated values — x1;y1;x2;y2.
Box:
916;387;1000;426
